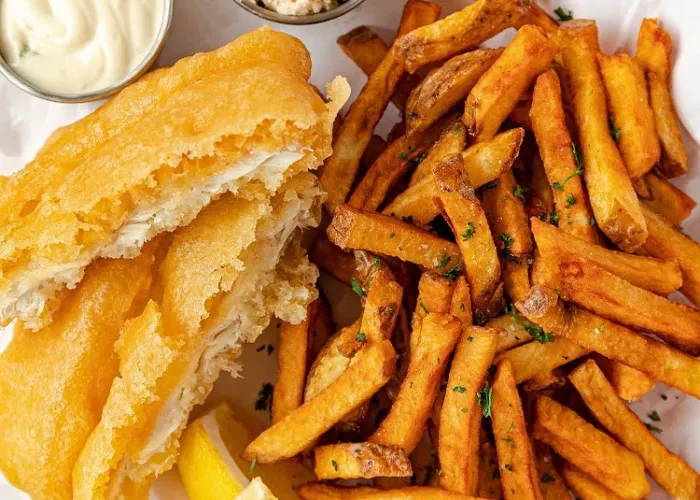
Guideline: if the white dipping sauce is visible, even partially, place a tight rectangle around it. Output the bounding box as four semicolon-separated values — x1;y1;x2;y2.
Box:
0;0;164;94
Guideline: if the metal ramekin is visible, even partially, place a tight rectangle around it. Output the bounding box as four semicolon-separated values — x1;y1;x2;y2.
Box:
234;0;367;25
0;0;174;103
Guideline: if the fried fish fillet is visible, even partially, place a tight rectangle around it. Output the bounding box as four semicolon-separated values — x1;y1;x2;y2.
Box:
0;28;348;330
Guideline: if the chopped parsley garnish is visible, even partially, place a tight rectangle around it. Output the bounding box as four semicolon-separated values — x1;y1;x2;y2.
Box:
477;382;493;418
420;302;429;314
648;410;661;422
453;386;467;393
498;233;514;259
506;303;554;344
468;336;473;342
249;456;258;474
462;222;476;241
453;123;464;136
402;215;414;223
573;143;583;170
254;383;273;412
461;407;468;413
645;423;663;434
589;216;596;226
609;115;621;142
553;167;583;191
332;460;338;471
411;153;428;166
513;184;527;201
356;332;367;343
566;194;576;207
504;464;513;472
388;306;395;315
554;6;574;21
350;278;365;297
399;151;408;160
373;258;381;268
389;232;395;238
436;254;451;270
541;473;555;483
444;263;461;280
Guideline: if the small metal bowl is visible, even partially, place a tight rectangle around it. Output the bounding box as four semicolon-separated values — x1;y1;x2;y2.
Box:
234;0;367;25
0;0;174;103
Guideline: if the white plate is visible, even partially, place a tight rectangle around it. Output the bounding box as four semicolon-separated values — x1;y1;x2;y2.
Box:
0;1;698;499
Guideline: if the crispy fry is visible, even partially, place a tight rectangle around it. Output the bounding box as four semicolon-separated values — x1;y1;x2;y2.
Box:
522;368;567;392
450;275;473;325
540;253;700;355
558;21;646;251
598;53;660;179
636;18;687;177
478;437;504;499
309;297;334;363
272;300;318;424
503;259;531;303
560;464;626;500
515;2;560;34
533;443;570;500
320;2;440;213
526;154;555;223
396;0;529;73
349;113;456;211
360;270;403;343
516;286;700;398
570;359;700;500
464;25;558;142
531;217;681;295
412;272;455;352
297;483;490;500
492;360;544;500
433;155;503;321
643;173;696;226
361;135;389;175
244;339;396;463
327;204;461;273
533;396;649;499
310;237;358;285
313;443;412;480
481;170;533;257
405;48;503;136
371;313;461;453
495;337;589;384
591;355;655;402
487;314;531;352
439;326;498;494
530;70;597;243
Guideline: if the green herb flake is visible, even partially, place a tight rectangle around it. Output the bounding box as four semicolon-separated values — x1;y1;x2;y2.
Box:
589;216;596;226
453;123;464;136
249;456;258;474
435;254;451;270
444;263;461;280
461;407;468;413
506;303;554;344
332;460;338;471
648;410;661;422
645;423;663;434
373;258;381;268
554;7;574;21
462;222;476;241
411;153;428;166
572;142;583;169
504;464;513;472
356;332;367;343
402;215;414;224
389;232;395;238
420;302;429;314
541;473;555;483
399;151;408;160
566;194;576;207
549;211;560;226
609;115;621;142
350;278;365;297
453;386;467;393
468;336;473;342
477;382;493;418
552;167;583;191
513;184;527;201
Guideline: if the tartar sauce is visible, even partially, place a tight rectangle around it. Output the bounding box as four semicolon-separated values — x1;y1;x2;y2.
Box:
0;0;164;94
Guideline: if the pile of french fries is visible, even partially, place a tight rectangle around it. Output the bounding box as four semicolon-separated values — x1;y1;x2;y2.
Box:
245;1;700;499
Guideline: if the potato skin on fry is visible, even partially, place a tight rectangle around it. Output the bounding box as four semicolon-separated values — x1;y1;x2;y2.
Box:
313;442;412;480
643;172;696;226
591;355;654;402
561;464;626;500
495;336;589;384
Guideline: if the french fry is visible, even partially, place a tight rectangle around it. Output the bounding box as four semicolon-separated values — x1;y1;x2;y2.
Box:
361;135;389;175
388;128;524;225
309;297;334;363
433;155;503;321
516;286;700;398
272;300;318;424
557;21;647;251
570;359;700;499
297;483;490;500
481;170;533;257
487;314;532;352
313;443;412;480
349;113;456;211
491;359;544;500
636;18;687;177
310;237;358;285
508;99;532;131
327;205;461;273
450;275;473;325
526;154;555;223
244;339;396;463
396;0;529;73
464;25;558;143
533;443;570;500
439;326;498;494
320;2;440;213
359;269;403;343
515;2;560;34
530;70;598;243
495;337;589;384
412;272;456;352
533;396;650;499
478;437;504;499
522;367;567;392
540;253;700;355
405;48;503;136
591;354;654;402
503;259;531;303
370;313;461;453
643;173;696;226
531;217;681;295
598;53;660;179
560;464;626;500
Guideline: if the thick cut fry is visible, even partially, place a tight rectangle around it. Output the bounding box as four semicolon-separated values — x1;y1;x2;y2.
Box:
526;154;555;223
569;359;700;500
487;314;531;352
405;48;503;135
503;259;530;303
534;443;570;500
327;205;461;273
558;21;647;251
643;173;696;226
439;327;498;494
478;438;504;499
530;70;597;243
433;155;502;321
636;18;687;177
516;286;700;398
450;275;473;325
320;2;440;212
464;25;558;142
515;2;560;34
390;128;524;225
272;300;318;424
310;237;358;285
495;337;589;384
482;170;533;257
396;0;529;73
412;273;456;353
244;340;396;463
561;464;626;500
492;360;544;500
531;217;681;295
533;396;649;499
542;254;700;355
297;483;490;500
313;443;412;480
522;368;567;392
371;313;461;453
361;135;389;174
592;355;655;402
360;270;403;343
598;53;660;179
642;205;700;307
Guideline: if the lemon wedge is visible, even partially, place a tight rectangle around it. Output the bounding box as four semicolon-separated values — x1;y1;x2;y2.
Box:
177;402;313;500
